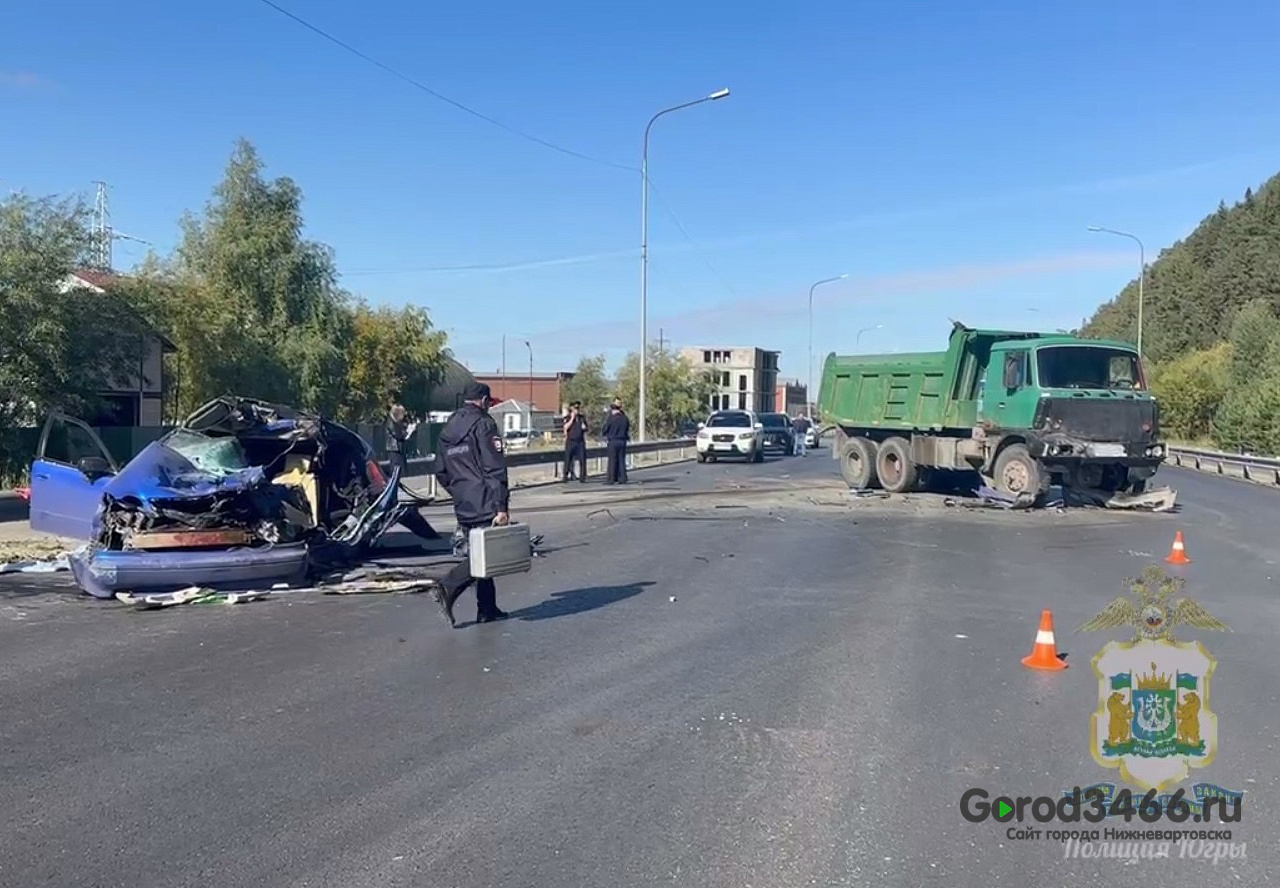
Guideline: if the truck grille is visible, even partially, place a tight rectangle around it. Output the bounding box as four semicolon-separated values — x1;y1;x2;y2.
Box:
1033;396;1158;443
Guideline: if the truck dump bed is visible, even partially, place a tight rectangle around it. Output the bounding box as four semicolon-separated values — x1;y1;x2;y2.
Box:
817;323;1041;433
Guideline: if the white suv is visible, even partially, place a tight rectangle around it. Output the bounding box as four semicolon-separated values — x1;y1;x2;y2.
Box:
696;410;764;463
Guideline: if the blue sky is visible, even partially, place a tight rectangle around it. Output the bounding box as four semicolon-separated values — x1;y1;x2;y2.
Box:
5;0;1280;386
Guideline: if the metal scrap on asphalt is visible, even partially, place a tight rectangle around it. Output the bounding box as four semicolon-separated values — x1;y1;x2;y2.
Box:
945;483;1178;512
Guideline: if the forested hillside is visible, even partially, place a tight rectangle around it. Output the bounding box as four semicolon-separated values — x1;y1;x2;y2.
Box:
1081;173;1280;452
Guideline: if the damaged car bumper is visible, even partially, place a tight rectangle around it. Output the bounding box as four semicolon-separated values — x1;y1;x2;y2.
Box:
68;542;310;600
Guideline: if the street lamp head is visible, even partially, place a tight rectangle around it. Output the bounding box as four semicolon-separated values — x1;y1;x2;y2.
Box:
708;88;731;100
838;273;849;279
1087;226;1103;232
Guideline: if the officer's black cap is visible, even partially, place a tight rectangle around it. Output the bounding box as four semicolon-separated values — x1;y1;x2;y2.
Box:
462;382;492;401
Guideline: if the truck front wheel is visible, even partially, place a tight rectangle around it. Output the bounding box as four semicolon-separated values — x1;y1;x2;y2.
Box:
840;437;879;489
994;444;1047;499
875;436;918;494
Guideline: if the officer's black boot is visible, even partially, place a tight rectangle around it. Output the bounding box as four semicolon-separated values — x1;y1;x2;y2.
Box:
475;579;507;623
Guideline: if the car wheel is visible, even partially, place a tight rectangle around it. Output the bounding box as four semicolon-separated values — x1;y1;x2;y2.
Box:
696;452;707;463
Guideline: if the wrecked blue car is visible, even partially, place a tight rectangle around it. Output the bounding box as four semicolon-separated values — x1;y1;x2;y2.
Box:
28;396;439;599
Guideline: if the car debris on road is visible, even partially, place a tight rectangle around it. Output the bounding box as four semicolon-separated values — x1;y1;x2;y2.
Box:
945;483;1178;512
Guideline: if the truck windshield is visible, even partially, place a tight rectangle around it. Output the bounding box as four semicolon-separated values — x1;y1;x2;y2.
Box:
707;412;752;428
1036;346;1143;390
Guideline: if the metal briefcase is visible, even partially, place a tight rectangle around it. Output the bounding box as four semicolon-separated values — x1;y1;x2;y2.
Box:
468;522;532;579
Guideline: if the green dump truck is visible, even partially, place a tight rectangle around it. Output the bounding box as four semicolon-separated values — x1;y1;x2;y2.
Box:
817;322;1166;499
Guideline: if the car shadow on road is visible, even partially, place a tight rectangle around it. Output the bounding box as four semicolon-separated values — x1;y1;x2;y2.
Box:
476;581;654;625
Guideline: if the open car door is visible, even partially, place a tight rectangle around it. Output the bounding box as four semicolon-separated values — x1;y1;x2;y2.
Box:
29;412;120;540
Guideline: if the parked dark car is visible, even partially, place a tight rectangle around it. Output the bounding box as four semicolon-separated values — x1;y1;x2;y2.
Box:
28;396;439;599
759;413;795;455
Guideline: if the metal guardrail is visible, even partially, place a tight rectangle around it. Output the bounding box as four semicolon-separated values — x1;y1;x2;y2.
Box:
0;439;696;523
1165;445;1280;485
7;441;1268;523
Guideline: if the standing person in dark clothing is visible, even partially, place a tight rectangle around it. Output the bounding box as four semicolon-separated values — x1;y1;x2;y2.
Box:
428;382;511;628
562;401;589;482
384;404;414;477
602;398;630;484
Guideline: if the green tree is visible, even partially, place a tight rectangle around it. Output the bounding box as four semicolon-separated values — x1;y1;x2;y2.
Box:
1225;299;1280;386
341;302;449;421
1147;343;1231;443
0;192;152;424
560;354;611;419
171;139;354;413
614;345;717;437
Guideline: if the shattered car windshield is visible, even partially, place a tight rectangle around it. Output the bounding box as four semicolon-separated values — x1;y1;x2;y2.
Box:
1036;346;1143;390
707;412;752;428
162;428;252;475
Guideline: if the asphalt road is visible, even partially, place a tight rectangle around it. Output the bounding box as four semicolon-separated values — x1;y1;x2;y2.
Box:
1;450;1275;886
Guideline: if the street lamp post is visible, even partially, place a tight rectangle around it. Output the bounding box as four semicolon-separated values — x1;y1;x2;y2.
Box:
1088;226;1146;356
640;87;730;442
856;324;882;350
807;274;847;418
524;340;533;429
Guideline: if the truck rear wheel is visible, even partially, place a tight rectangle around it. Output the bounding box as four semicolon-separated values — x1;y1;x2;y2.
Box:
875;436;918;493
840;437;879;489
994;443;1046;499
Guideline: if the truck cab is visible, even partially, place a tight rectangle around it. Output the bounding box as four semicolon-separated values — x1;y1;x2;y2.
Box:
982;337;1164;492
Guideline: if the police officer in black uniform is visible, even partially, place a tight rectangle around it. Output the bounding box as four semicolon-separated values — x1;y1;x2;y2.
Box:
562;401;588;482
602;398;630;484
429;382;511;627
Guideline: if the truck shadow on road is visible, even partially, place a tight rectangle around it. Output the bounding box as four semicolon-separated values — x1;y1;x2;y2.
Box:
464;581;655;626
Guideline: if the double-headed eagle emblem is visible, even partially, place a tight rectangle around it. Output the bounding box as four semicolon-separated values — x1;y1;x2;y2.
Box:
1078;565;1231;642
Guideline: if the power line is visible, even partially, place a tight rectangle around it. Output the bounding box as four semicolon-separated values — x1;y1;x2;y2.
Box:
256;0;634;172
647;178;738;298
256;0;734;304
342;248;635;276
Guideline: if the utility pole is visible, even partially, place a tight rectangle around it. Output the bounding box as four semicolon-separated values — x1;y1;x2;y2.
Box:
1087;226;1146;357
658;328;667;355
524;340;534;431
640;87;731;443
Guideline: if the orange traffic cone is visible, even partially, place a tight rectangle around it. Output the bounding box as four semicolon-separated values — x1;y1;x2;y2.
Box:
1022;609;1068;671
1166;531;1191;565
